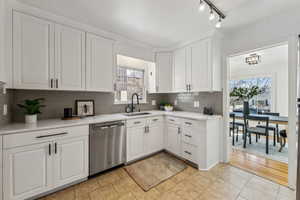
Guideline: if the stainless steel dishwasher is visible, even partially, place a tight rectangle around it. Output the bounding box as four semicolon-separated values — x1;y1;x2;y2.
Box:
89;121;126;176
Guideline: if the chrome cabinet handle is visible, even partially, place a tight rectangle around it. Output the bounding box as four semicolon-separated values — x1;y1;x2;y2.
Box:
184;151;192;155
152;119;158;122
185;122;192;125
178;127;181;134
134;121;141;124
169;119;175;122
36;132;68;139
185;134;192;138
50;79;53;88
56;79;58;88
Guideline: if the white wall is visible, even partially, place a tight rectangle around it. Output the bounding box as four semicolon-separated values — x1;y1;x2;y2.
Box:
230;61;289;116
0;0;4;82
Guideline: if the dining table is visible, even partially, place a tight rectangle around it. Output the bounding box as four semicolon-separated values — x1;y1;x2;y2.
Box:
230;112;288;125
230;112;289;152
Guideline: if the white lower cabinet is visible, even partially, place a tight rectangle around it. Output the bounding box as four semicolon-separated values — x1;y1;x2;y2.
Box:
53;136;89;188
4;142;53;200
0;136;3;200
127;126;146;162
3;125;89;200
166;123;181;156
126;117;164;162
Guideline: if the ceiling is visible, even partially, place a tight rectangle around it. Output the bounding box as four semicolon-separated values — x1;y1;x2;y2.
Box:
230;44;288;73
17;0;300;48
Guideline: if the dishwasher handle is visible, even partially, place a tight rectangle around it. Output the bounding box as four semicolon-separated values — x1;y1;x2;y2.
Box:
93;122;125;129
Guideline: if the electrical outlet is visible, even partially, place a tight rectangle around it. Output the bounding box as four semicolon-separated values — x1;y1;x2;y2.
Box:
3;104;7;116
174;100;178;106
194;101;200;108
3;85;6;94
152;100;156;106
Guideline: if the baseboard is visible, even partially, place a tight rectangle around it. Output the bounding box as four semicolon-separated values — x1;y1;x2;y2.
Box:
26;178;87;200
198;161;219;171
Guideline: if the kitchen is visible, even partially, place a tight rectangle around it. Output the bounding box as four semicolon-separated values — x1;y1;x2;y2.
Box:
0;0;299;200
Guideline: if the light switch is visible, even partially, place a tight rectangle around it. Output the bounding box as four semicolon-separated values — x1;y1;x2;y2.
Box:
3;104;7;116
152;100;156;106
194;101;200;108
174;100;178;106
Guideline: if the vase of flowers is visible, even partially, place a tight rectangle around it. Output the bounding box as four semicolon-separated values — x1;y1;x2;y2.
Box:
18;98;45;124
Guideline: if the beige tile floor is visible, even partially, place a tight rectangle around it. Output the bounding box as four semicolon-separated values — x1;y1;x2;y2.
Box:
40;163;295;200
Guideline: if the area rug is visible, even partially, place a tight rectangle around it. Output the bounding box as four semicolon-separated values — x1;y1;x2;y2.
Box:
124;152;187;191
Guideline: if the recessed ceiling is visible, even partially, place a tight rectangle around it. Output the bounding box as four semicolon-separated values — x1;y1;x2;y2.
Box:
17;0;300;48
230;44;288;73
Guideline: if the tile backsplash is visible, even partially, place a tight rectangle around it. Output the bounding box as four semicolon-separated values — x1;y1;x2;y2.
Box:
2;89;223;124
0;83;13;126
11;90;165;122
162;92;223;115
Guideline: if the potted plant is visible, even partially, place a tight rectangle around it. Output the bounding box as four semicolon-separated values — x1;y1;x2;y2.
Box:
18;98;45;124
230;86;263;114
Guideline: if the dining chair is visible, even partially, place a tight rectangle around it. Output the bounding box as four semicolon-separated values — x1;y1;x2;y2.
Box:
243;114;270;154
257;112;280;146
230;113;239;145
279;129;287;152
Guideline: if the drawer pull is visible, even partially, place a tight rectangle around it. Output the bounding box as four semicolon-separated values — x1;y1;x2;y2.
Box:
169;119;175;122
184;151;192;155
185;134;192;138
152;119;159;122
134;121;141;124
36;132;68;139
185;122;192;125
54;142;57;154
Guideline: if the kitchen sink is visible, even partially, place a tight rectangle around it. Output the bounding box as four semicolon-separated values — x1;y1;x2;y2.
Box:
124;112;151;117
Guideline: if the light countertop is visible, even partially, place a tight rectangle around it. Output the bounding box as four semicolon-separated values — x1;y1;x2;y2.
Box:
0;111;222;135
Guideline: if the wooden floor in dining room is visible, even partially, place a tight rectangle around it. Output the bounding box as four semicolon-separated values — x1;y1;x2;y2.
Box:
230;149;288;186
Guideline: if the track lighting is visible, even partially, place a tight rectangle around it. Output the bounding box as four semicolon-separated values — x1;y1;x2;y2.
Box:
215;18;222;28
199;0;206;12
209;8;215;21
197;0;226;28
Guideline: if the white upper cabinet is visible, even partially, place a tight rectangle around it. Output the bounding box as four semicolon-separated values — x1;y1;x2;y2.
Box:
0;0;5;83
172;35;222;93
155;52;173;93
13;12;54;89
173;48;187;92
86;33;114;92
55;24;86;91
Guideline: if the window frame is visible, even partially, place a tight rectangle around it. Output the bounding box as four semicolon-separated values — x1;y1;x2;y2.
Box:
114;56;150;105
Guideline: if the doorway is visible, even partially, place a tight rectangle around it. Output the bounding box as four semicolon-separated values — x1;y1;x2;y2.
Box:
224;39;298;189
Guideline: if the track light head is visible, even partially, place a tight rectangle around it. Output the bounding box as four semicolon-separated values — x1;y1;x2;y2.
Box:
198;0;206;12
215;18;222;28
209;9;215;21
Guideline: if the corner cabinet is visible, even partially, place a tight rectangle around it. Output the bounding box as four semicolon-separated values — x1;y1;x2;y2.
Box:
155;52;173;93
86;33;114;92
172;35;222;92
3;125;89;200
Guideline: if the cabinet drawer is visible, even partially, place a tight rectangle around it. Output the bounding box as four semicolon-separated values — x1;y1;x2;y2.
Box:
182;128;199;146
148;116;164;126
182;142;198;163
182;119;197;129
3;125;89;149
166;116;181;125
126;118;147;128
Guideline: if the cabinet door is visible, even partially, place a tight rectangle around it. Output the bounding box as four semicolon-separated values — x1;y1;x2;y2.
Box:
173;48;187;92
55;24;85;90
3;142;52;200
156;52;173;93
166;125;181;156
86;33;114;92
53;136;89;187
190;39;211;92
127;127;145;162
13;12;54;89
145;123;164;155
